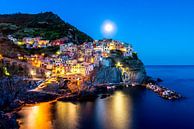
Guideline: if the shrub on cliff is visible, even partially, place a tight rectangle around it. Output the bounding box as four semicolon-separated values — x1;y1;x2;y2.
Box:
0;23;19;35
132;52;138;60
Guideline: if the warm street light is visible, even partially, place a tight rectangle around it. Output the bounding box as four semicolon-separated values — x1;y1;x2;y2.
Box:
56;51;61;55
3;67;10;76
45;71;51;78
30;70;36;76
116;62;122;67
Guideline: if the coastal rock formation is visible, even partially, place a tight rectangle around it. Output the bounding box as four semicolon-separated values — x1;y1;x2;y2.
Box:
94;66;123;84
122;59;147;85
94;59;146;85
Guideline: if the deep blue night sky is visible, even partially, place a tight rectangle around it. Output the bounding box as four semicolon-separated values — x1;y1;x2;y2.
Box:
0;0;194;65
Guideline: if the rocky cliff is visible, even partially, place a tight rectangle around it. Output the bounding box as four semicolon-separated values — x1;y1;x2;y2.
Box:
94;66;123;84
123;59;146;85
94;48;147;85
94;60;146;85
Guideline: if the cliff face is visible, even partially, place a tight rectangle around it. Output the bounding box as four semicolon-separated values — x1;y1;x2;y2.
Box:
94;60;146;85
94;67;122;84
122;59;147;85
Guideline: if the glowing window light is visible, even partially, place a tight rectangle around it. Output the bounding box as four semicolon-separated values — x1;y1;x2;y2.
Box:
17;41;24;45
61;68;65;75
56;51;61;55
90;57;94;63
30;70;36;76
0;54;3;60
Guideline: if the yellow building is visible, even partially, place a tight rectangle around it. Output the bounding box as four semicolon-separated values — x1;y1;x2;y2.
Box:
31;59;41;68
52;66;65;76
70;64;86;76
109;42;116;50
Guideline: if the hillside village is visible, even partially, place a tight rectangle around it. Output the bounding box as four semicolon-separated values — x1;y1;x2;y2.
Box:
5;35;135;84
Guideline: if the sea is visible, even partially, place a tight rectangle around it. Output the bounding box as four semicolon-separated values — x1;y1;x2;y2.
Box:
17;65;194;129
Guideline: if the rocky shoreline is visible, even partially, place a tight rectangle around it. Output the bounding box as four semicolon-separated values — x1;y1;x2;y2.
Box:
144;83;182;100
0;76;183;129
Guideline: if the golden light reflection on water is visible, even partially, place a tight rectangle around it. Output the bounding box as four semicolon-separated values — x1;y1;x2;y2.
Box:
18;102;79;129
112;91;132;129
19;102;53;129
18;91;132;129
97;91;132;129
55;102;79;129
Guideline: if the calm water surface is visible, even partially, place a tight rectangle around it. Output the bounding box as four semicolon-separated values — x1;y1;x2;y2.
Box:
18;66;194;129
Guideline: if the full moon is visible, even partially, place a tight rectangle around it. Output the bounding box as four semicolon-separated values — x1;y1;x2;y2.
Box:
102;20;116;37
104;23;114;33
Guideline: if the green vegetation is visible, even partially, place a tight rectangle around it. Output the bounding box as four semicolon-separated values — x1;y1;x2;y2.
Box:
121;56;134;64
13;27;65;40
0;38;28;58
24;46;59;55
110;50;123;57
0;12;93;44
132;52;138;60
0;23;19;35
